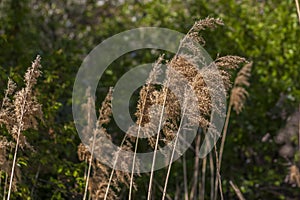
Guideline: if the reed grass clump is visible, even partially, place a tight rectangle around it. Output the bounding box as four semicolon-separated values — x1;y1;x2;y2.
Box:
76;17;252;200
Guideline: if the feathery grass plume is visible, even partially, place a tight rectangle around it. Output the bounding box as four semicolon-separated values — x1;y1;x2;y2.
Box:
0;79;16;136
187;17;224;46
78;87;133;200
134;55;164;128
230;62;252;114
0;55;43;200
215;56;248;92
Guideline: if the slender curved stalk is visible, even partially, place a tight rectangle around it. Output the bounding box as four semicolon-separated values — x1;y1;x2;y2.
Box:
190;133;201;200
200;156;207;200
162;98;187;200
104;136;126;200
209;153;214;200
218;103;232;170
128;86;152;200
214;146;223;200
147;81;169;200
183;154;188;200
83;129;97;200
214;103;232;200
7;121;22;200
229;180;245;200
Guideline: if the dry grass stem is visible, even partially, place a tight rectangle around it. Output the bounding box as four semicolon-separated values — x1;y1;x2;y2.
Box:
295;0;300;24
229;180;246;200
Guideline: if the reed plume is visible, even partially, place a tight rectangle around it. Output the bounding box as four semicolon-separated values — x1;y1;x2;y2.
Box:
0;55;43;200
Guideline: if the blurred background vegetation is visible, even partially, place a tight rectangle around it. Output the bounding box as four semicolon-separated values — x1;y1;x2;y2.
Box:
0;0;299;199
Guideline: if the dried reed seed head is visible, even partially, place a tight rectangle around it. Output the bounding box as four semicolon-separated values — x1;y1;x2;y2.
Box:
24;55;42;90
135;84;157;125
169;56;199;83
231;62;252;114
185;17;224;46
0;55;43;149
77;143;90;161
146;54;164;84
167;55;217;129
89;174;117;200
0;136;13;166
0;79;17;129
230;87;248;114
135;55;165;126
187;32;205;45
192;17;224;32
234;62;252;87
98;87;113;126
214;55;249;94
6;78;17;96
215;55;247;70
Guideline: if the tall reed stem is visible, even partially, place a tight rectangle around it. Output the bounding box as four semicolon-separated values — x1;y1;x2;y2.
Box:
162;94;187;200
147;80;169;200
214;102;232;200
129;85;152;200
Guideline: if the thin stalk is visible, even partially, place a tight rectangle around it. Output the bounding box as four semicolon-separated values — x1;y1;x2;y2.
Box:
129;85;152;200
214;103;232;200
209;153;214;200
190;133;201;200
162;96;188;200
147;81;169;200
229;180;245;200
218;103;232;170
3;172;8;200
214;146;223;200
200;156;207;200
154;179;172;200
295;0;300;24
183;154;189;200
104;136;127;200
83;129;97;200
